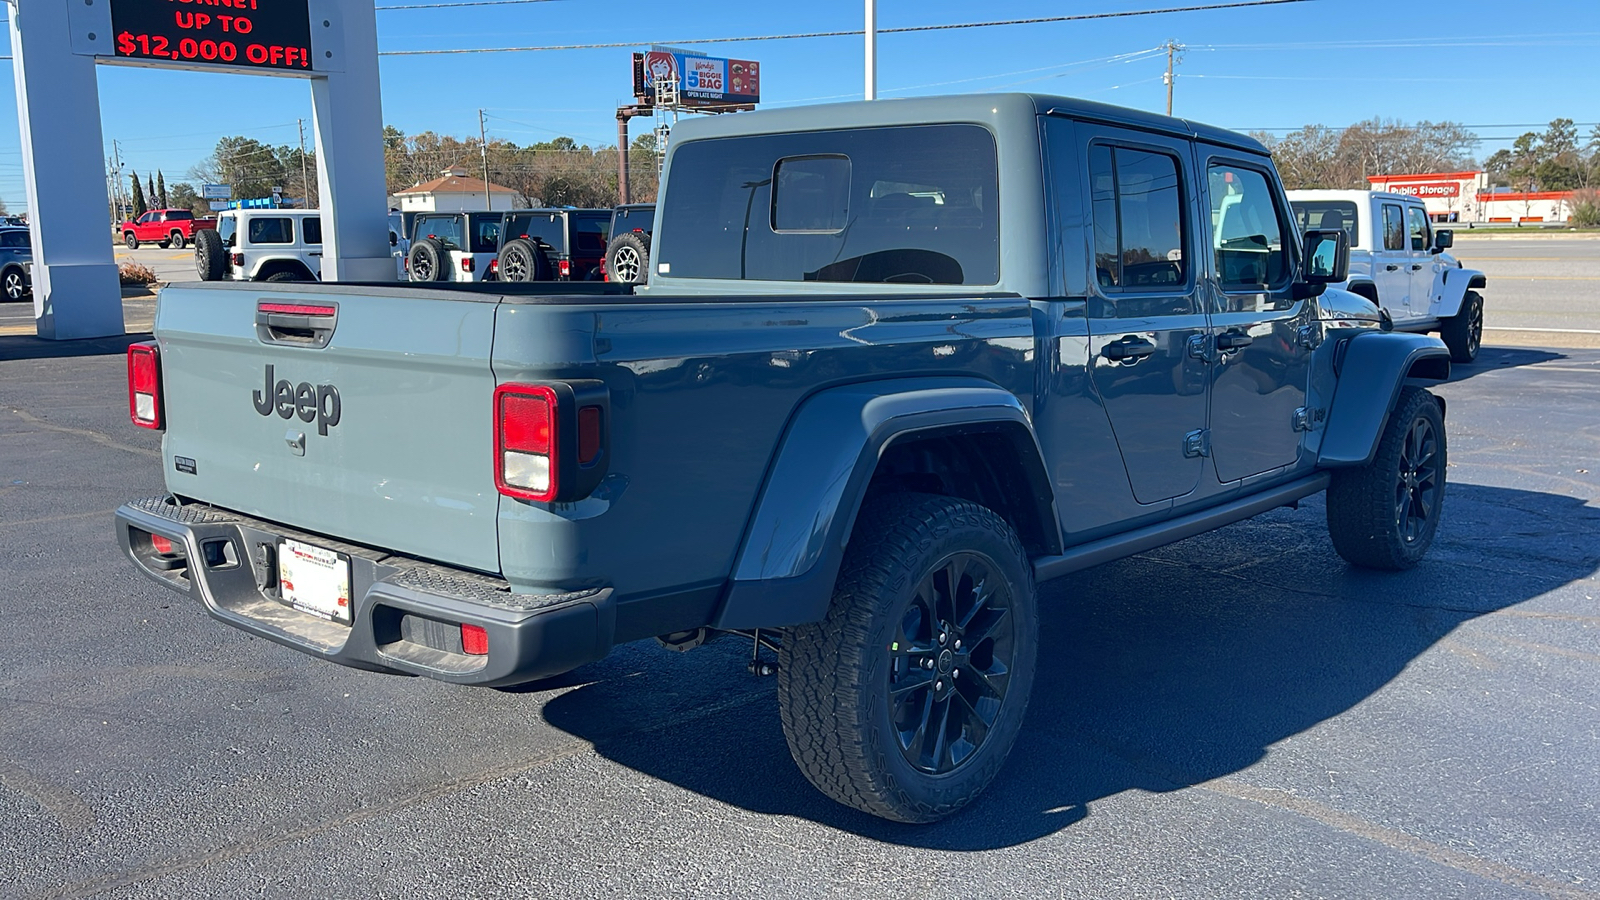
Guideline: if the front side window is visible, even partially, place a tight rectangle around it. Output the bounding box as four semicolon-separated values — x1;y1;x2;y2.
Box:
1087;143;1190;315
1382;204;1405;251
1208;164;1290;294
657;124;998;285
1407;205;1431;252
247;217;293;245
0;231;26;249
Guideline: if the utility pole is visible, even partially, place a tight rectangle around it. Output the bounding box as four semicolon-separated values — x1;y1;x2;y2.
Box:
111;140;125;222
479;108;492;210
1164;41;1184;117
298;118;312;209
864;0;877;100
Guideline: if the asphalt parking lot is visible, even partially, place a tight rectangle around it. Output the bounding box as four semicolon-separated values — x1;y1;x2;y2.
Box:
1;250;1598;898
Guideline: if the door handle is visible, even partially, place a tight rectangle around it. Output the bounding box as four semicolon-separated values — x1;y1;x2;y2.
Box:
1216;330;1254;351
1411;264;1424;270
1385;264;1400;271
1101;335;1157;361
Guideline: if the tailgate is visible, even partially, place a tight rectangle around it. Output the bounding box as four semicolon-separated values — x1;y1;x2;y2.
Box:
155;284;502;574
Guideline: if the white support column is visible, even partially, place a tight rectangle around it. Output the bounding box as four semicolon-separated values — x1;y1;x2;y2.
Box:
9;0;124;339
864;0;877;101
309;3;395;282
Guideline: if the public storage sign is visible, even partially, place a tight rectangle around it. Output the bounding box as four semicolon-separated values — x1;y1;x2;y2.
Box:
1389;182;1461;199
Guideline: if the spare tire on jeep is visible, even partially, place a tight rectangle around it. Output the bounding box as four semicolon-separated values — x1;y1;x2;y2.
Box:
497;238;552;283
605;230;651;285
408;238;449;282
193;229;227;282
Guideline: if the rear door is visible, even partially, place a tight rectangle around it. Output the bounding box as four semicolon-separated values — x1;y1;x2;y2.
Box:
1079;125;1210;504
156;285;503;574
1199;151;1312;482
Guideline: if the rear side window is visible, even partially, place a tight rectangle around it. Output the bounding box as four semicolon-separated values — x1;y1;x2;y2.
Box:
248;217;293;245
1382;204;1405;251
417;215;465;250
0;231;28;248
302;217;322;245
468;214;501;253
657;124;999;285
1088;144;1187;292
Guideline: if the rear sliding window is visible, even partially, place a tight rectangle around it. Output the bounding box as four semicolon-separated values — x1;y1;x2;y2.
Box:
657;124;999;285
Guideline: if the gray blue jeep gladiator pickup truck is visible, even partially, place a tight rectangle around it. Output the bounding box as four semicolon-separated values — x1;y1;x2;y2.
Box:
116;94;1451;823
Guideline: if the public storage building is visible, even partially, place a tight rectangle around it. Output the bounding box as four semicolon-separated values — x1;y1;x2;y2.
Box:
1367;171;1577;224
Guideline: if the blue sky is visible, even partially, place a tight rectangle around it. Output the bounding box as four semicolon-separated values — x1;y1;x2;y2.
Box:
2;0;1598;210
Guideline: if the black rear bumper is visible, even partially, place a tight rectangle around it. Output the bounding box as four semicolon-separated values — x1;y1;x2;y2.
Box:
114;496;614;687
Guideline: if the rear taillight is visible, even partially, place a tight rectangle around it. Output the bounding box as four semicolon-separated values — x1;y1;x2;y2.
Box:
494;382;610;503
558;259;571;279
127;341;163;429
495;384;557;501
231;252;243;266
462;256;475;273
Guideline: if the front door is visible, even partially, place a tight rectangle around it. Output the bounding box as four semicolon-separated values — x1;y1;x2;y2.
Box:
1373;200;1415;319
1081;127;1210;505
1200;152;1312;483
1406;204;1439;315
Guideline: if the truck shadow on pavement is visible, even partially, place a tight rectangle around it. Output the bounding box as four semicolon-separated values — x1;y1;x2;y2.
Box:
0;333;147;362
1450;346;1566;381
539;481;1600;849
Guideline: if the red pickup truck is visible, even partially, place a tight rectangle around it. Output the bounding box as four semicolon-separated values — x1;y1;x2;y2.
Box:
120;209;216;250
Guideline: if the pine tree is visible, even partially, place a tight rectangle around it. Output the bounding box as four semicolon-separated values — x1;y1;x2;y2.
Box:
130;170;147;217
156;171;169;210
147;174;158;208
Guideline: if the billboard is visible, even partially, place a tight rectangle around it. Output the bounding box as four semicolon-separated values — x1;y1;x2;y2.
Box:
635;50;760;107
107;0;315;72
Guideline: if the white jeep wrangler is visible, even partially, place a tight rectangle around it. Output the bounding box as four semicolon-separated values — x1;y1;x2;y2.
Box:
405;211;502;283
194;209;323;283
1289;190;1487;362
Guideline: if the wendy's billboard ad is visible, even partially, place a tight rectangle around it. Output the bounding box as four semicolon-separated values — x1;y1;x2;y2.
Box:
634;50;760;106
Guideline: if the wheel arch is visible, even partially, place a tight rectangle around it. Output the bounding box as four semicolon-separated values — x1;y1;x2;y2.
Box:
1318;331;1450;468
1434;266;1486;318
251;257;315;282
713;378;1059;630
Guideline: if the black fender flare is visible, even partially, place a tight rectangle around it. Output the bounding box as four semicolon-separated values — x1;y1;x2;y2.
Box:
1318;331;1450;468
713;377;1058;630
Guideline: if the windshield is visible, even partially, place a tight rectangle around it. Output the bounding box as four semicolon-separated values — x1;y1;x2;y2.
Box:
1290;201;1359;245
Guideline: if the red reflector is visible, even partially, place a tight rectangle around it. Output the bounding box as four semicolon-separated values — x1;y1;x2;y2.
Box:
150;534;175;555
259;302;335;316
578;406;601;464
501;392;552;453
461;624;489;656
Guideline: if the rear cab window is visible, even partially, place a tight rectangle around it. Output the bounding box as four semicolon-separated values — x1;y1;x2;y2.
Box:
1290;201;1358;246
656;123;999;285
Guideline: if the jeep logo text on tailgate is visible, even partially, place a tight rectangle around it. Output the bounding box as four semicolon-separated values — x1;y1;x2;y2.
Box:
253;365;342;435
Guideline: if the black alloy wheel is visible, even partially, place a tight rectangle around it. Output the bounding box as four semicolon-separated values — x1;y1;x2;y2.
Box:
1327;386;1447;570
887;551;1016;775
1394;414;1441;546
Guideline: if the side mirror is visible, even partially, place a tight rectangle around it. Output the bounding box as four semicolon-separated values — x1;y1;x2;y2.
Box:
1302;229;1349;284
1432;229;1453;252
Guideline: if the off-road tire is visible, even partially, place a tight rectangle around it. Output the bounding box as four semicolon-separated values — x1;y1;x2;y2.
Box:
124;233;139;250
777;493;1039;823
496;238;550;283
193;229;226;282
263;270;308;283
1440;290;1483;363
408;238;448;282
1326;386;1446;570
169;231;185;251
2;266;28;302
605;230;651;285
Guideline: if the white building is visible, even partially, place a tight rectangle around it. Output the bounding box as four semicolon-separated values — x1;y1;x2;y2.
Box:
1367;171;1576;224
394;166;522;213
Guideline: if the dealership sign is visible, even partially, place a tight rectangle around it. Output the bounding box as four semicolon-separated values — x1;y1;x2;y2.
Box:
1387;182;1462;198
635;50;760;106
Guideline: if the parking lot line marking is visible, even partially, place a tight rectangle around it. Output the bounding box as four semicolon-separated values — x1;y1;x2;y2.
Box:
0;508;122;530
1480;633;1600;665
1205;779;1600;900
1484;326;1600;334
1458;257;1564;261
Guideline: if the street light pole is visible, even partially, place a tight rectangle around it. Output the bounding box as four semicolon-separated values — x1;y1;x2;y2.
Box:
865;0;876;100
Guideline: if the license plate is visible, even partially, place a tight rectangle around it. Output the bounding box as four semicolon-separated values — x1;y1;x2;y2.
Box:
277;538;352;624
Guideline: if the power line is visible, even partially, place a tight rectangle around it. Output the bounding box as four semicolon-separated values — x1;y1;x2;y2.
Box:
376;0;568;9
378;0;1315;55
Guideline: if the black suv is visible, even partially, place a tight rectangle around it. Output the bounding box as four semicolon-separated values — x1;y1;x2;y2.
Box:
493;209;611;283
603;203;655;285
